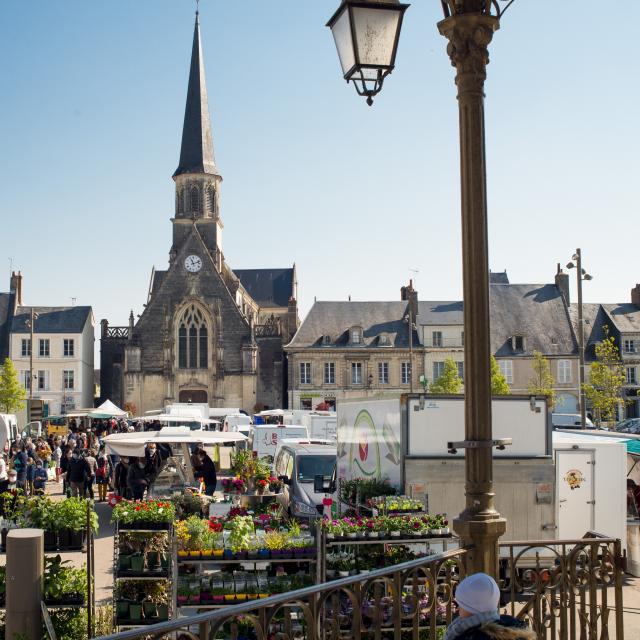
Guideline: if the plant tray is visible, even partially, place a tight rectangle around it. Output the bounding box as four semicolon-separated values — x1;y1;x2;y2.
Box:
115;618;163;626
116;569;169;579
44;596;85;606
118;522;172;531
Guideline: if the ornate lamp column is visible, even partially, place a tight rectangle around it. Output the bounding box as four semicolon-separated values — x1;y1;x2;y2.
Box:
438;9;506;576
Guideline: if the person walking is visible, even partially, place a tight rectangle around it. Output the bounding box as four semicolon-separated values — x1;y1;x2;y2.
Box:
444;574;535;640
33;459;48;494
0;453;7;484
84;449;97;499
95;449;110;501
68;451;90;498
144;443;162;497
114;457;130;498
10;444;28;492
53;441;62;483
126;457;149;501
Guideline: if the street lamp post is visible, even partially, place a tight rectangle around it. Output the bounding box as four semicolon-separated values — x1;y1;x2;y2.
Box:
328;0;515;576
566;249;593;429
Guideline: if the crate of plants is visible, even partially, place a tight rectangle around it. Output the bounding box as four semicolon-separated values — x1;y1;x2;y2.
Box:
321;514;450;542
368;495;425;516
339;477;397;510
226;451;275;496
114;579;170;624
111;499;176;531
43;555;87;606
117;531;170;577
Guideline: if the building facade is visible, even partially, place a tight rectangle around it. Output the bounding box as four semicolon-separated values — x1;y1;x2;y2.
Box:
99;15;298;414
0;272;95;418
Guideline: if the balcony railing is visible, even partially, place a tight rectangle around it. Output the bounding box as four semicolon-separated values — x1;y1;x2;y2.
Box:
91;533;624;640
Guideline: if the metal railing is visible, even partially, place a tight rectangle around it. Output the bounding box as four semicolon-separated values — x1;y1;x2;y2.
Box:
498;532;624;640
93;547;467;640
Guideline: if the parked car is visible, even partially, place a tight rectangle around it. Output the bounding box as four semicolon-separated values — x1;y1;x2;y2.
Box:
273;442;337;519
615;418;640;434
552;413;595;429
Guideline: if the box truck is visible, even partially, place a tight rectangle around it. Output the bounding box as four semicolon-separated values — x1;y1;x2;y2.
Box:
336;395;627;550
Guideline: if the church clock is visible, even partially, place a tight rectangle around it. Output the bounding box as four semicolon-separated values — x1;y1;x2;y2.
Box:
184;255;203;273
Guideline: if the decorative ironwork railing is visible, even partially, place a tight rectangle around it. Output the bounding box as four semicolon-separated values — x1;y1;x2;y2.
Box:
93;547;467;640
255;323;281;338
499;532;624;640
104;326;130;339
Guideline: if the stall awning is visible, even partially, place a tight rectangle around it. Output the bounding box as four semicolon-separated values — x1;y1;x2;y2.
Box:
627;440;640;455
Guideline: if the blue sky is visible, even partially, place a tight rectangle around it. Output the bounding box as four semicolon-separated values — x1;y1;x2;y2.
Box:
1;1;638;364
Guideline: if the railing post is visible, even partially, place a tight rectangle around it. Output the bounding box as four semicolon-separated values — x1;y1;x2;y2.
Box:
614;539;624;640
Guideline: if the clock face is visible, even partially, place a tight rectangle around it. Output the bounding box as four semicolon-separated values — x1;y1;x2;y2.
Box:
184;255;202;273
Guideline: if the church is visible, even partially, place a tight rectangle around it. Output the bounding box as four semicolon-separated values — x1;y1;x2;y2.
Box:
100;13;299;414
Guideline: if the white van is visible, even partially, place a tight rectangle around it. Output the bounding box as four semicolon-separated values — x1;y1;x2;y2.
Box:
0;414;18;451
223;413;252;435
250;425;309;460
552;413;595;429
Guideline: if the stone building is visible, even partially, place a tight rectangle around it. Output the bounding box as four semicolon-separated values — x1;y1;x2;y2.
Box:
100;14;298;414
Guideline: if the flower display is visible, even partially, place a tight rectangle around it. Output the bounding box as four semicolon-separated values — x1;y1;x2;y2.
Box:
111;499;176;526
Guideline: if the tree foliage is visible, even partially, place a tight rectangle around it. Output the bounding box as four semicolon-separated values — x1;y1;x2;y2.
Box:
491;356;511;395
0;357;27;414
429;358;463;394
528;351;556;409
583;327;625;424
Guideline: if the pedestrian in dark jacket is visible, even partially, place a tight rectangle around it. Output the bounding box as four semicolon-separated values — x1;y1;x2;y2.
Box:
194;450;217;496
127;457;148;500
114;458;130;498
68;453;90;498
445;574;536;640
11;445;28;491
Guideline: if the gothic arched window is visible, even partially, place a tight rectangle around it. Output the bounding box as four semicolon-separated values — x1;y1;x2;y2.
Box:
190;186;200;214
176;189;184;215
206;185;216;216
177;305;209;369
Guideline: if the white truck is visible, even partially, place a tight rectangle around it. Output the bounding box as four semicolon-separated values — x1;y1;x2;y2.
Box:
0;414;18;451
336;394;627;551
250;425;309;460
286;410;337;441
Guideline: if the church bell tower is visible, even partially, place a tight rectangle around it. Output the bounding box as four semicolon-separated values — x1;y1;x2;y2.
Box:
171;11;223;267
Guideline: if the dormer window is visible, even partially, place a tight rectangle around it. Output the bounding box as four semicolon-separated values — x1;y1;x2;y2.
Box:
322;335;331;346
512;335;525;351
351;327;362;345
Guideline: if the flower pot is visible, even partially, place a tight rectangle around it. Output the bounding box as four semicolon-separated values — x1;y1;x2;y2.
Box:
236;594;248;601
235;551;248;560
67;529;83;550
377;531;388;540
146;551;161;569
130;554;145;572
188;550;201;558
442;527;450;535
259;549;270;559
178;550;189;558
189;595;201;605
212;595;224;604
258;593;269;599
201;591;213;603
338;571;349;578
143;602;157;618
326;533;335;541
129;604;142;620
390;531;401;538
248;551;260;560
359;569;370;574
116;600;130;618
118;554;132;571
367;531;379;539
177;596;189;606
43;530;58;550
326;569;336;578
223;549;234;559
213;549;224;557
201;549;213;558
157;604;169;620
411;531;423;538
347;532;357;539
224;594;237;602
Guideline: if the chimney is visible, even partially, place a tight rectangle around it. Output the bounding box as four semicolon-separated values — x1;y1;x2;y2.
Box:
9;271;23;306
555;263;570;306
632;284;640;307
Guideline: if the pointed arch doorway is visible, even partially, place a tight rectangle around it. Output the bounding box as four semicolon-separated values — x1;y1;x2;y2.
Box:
178;390;208;404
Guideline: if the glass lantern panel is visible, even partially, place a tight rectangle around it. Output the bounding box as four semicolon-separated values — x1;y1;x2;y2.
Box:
352;7;401;67
330;8;356;76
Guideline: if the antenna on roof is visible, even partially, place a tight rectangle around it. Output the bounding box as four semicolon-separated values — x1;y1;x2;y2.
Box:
348;295;351;301
70;297;76;306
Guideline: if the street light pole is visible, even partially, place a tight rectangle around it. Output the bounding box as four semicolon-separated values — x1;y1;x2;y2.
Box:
438;11;505;576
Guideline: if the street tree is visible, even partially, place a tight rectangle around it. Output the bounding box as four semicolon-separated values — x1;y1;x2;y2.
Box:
0;357;27;414
429;358;463;394
583;327;625;424
528;351;556;409
491;355;511;395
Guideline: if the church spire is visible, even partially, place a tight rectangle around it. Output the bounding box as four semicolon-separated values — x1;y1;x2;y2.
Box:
173;11;219;178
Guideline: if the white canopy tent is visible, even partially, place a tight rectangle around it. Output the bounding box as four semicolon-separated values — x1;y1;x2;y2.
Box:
88;399;128;419
102;426;246;457
256;409;286;417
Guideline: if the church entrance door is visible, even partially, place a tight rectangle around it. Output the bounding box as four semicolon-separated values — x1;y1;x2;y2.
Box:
179;390;208;404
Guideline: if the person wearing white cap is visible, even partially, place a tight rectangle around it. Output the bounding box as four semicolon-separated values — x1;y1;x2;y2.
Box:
444;573;536;640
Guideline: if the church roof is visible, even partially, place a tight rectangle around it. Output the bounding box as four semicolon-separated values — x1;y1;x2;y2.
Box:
173;12;219;178
11;306;92;334
234;268;295;308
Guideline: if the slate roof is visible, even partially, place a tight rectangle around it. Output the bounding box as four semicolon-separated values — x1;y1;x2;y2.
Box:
235;268;295;308
417;301;463;326
0;292;15;360
290;284;576;356
149;270;167;299
490;271;510;284
286;301;416;348
490;284;577;356
11;306;92;334
602;303;640;333
173;13;219;178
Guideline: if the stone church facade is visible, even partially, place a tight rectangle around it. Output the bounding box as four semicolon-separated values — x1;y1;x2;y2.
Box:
100;14;298;413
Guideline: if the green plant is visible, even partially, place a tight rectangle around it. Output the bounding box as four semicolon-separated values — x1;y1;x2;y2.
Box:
226;516;255;552
171;492;204;520
0;357;26;414
528;351;557;410
429;358;463;394
263;531;288;550
140;580;169;605
491;355;511;395
43;556;87;602
111;499;175;524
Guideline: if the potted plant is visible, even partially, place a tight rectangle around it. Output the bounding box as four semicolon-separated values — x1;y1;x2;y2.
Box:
177;586;190;607
269;475;282;494
387;516;403;538
264;531;287;558
212;587;225;605
145;532;169;570
224;588;237;603
115;581;137;620
112;499;176;530
335;557;354;578
255;478;269;495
